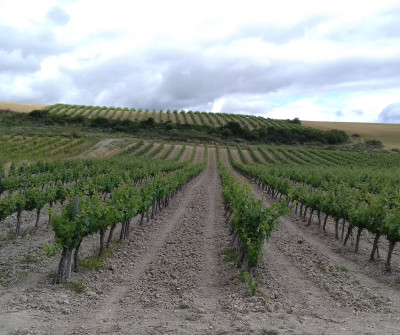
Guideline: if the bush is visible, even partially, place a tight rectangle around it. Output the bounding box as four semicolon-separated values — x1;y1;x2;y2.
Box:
292;117;301;124
325;129;349;144
221;128;232;138
366;139;383;148
29;109;50;118
89;117;112;128
140;117;155;129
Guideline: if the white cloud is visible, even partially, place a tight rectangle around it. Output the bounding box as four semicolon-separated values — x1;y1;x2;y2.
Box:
1;0;400;122
46;6;70;25
378;102;400;123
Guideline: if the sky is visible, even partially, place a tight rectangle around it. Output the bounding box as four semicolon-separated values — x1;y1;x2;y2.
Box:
1;0;400;123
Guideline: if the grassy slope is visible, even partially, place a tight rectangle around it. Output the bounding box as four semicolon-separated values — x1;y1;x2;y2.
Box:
303;121;400;149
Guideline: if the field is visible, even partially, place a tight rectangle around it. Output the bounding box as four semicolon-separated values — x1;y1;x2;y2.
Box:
0;101;48;113
1;104;400;334
303;120;400;149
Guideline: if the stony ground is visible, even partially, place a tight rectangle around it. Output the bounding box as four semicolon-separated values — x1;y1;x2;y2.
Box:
1;148;400;334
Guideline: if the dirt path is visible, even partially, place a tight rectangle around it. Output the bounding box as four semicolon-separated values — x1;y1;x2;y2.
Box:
179;145;193;162
168;144;182;160
193;146;205;164
152;144;170;159
240;149;253;163
229;147;243;164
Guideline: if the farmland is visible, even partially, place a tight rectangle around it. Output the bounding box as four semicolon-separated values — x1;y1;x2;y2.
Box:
0;103;400;334
303;120;400;150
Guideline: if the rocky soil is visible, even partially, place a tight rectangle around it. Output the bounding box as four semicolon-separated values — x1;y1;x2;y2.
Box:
0;147;399;334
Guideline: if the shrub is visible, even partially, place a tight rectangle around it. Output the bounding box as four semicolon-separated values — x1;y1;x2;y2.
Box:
366;139;383;148
29;109;50;118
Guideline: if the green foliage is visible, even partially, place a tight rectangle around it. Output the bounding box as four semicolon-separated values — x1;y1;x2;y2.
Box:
78;255;107;270
64;279;85;293
230;145;400;257
383;207;400;243
316;264;327;274
366;139;383;148
239;270;259;295
220;248;237;264
21;254;38;264
325;129;349;144
217;146;289;269
43;244;61;257
46;156;207;254
336;266;349;273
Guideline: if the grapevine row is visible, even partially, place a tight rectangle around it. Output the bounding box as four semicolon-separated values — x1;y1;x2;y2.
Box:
216;146;288;277
51;148;208;283
229;152;400;272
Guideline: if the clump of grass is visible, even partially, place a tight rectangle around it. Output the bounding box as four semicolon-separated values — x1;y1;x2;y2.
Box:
43;244;61;257
21;254;37;264
178;304;190;310
2;234;16;242
78;255;106;270
316;264;327;274
220;248;237;264
262;331;279;335
239;270;259;295
78;242;117;270
64;279;85;293
0;266;12;286
336;266;348;273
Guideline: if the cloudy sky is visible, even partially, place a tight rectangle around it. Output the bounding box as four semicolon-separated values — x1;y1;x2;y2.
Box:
1;0;400;123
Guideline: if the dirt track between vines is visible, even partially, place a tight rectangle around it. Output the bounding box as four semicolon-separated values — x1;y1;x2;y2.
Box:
1;147;400;334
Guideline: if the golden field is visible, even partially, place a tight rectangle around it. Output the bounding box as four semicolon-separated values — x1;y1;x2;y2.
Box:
0;101;48;113
303;121;400;149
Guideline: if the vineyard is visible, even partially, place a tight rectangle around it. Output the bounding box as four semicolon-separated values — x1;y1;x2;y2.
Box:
1;106;400;334
2;103;349;145
44;103;301;130
0;135;88;166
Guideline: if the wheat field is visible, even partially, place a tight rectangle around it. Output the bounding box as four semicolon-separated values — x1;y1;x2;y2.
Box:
303;120;400;149
0;101;48;113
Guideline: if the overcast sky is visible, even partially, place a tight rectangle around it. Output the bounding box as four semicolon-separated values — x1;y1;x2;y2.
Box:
1;0;400;123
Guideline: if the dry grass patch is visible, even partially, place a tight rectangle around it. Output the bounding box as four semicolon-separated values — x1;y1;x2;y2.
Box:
0;101;48;113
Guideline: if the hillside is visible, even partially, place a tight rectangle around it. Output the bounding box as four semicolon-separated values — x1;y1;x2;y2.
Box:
1;102;351;146
2;101;399;149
